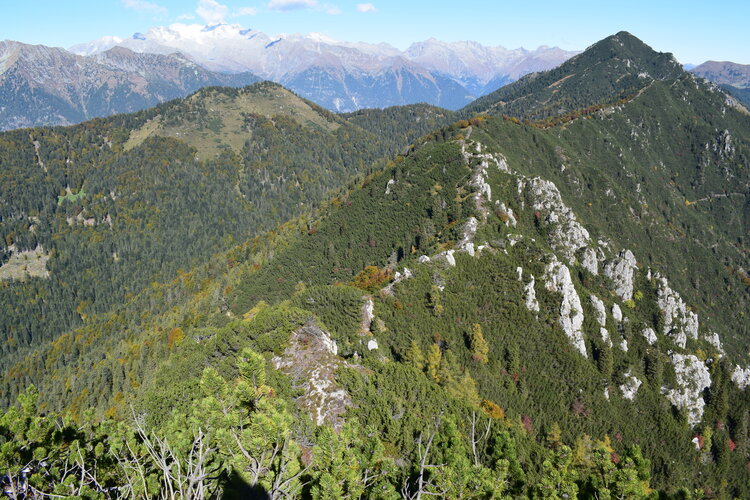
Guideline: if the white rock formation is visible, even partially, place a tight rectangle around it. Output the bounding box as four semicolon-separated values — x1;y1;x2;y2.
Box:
476;244;494;255
704;332;724;355
581;247;598;275
662;352;711;426
367;339;379;351
590;295;607;327
544;258;587;357
360;297;374;333
691;436;701;450
468;155;492;218
619;370;642;400
382;267;414;296
434;249;456;267
603;249;637;300
385;178;395;194
525;275;540;313
398;268;413;281
507;234;523;247
525;177;590;264
655;275;699;349
272;322;352;429
731;365;750;390
588;295;612;347
457;217;479;256
497;202;517;227
611;304;623;323
642;328;657;345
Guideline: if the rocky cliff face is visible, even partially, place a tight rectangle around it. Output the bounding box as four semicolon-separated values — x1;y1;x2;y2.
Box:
381;133;742;431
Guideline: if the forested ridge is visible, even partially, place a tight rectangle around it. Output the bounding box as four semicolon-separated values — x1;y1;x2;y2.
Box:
2;32;750;499
0;82;453;378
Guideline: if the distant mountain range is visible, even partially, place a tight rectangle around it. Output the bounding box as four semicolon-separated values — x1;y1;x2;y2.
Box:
3;25;748;133
70;23;578;112
0;40;259;130
691;61;750;88
690;61;750;107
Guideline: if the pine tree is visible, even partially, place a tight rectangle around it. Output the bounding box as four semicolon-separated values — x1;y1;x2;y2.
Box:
506;341;520;374
535;445;579;499
596;342;613;379
737;410;750;453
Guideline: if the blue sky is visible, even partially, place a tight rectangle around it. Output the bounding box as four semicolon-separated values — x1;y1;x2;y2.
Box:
3;0;749;64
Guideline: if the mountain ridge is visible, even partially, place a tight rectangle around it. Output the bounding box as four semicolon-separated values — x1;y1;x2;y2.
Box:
0;40;260;130
462;31;683;119
70;24;577;112
691;60;750;88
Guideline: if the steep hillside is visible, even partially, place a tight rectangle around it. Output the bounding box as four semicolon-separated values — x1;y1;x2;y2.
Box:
462;31;683;119
690;61;750;107
0;82;447;376
0;41;259;130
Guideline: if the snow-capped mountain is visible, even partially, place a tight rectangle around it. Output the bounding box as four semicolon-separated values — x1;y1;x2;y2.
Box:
405;38;576;95
72;24;578;112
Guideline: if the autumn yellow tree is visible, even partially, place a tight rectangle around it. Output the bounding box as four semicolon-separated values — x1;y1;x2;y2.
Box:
404;340;425;371
470;323;489;364
426;344;442;383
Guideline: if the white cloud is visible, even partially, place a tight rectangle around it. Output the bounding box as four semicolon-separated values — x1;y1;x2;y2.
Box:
356;3;376;12
177;12;196;20
233;6;258;16
122;0;167;16
196;0;229;24
268;0;318;11
326;5;342;15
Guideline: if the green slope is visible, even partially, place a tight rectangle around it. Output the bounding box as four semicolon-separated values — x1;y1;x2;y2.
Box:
0;81;448;375
3;32;750;498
